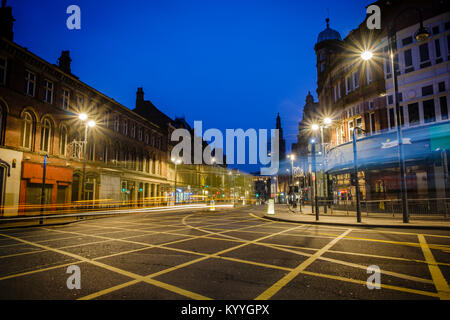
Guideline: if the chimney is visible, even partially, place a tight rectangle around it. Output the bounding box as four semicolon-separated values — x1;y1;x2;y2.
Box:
136;87;144;106
0;0;15;41
58;51;72;74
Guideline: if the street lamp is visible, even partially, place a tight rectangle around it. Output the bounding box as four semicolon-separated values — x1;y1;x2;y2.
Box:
352;126;367;223
362;9;429;223
78;113;95;202
312;118;332;213
310;138;319;220
171;157;182;204
287;154;295;185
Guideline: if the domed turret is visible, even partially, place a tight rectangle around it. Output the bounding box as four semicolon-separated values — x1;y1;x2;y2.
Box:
316;18;341;44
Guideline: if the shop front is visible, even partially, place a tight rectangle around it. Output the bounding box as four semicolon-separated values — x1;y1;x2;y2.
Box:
19;161;73;213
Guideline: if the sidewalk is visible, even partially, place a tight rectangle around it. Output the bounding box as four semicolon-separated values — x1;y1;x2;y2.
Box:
261;204;450;230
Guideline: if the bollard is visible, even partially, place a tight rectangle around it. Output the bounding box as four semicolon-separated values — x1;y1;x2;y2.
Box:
209;200;215;211
267;199;275;215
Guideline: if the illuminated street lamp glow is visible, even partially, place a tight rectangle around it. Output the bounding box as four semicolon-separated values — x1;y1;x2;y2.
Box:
311;124;319;131
361;50;373;61
79;113;88;121
324;117;332;125
87;120;96;128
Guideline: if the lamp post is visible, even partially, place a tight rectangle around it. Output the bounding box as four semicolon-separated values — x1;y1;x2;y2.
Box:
310;138;319;220
288;154;295;185
352;126;367;223
361;10;429;223
39;154;47;225
312;117;332;213
79;113;96;202
171;157;182;204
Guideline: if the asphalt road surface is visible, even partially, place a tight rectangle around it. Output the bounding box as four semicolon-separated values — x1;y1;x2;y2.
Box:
0;206;449;300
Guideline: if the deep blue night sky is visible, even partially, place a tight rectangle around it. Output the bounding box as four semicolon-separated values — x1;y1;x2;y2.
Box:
12;0;372;172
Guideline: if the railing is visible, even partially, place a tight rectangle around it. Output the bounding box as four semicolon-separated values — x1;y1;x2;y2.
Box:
301;198;450;218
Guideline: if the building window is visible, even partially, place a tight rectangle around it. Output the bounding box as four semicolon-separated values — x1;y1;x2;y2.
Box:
145;133;149;144
40;118;52;152
43;80;53;104
423;99;436;123
366;66;372;84
114;147;119;164
0;57;6;85
139;154;144;171
419;43;431;68
348;119;354;140
370;113;375;134
122;119;128;135
130;122;135;138
355;117;362;137
384;47;392;78
21;112;34;149
438;82;446;92
337;83;341;98
422;85;433;96
352;71;359;89
389;108;396;129
114;116;119;132
59;125;68;156
88;141;95;161
145;155;150;172
25;71;36;96
62;89;70;110
103;110;110;127
345;75;352;94
402;36;413;46
440;96;448;120
138;128;143;141
320;63;325;73
387;95;393;105
435;39;442;63
404;49;414;73
447;35;450;60
158;137;162;149
369;101;374;110
333;85;337;102
103;144;108;163
77;95;85;109
408;102;420;125
432;26;440;35
151;135;155;147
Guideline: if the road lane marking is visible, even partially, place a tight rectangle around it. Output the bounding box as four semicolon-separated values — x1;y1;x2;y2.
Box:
300;270;439;298
418;234;450;300
79;223;305;300
255;229;352;300
0;231;211;300
0;261;82;281
316;232;450;251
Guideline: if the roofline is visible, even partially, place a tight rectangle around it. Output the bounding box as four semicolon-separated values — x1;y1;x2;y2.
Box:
0;36;162;130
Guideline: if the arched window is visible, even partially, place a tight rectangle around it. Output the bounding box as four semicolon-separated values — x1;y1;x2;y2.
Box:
59;125;68;156
21;111;34;149
40;118;52;152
